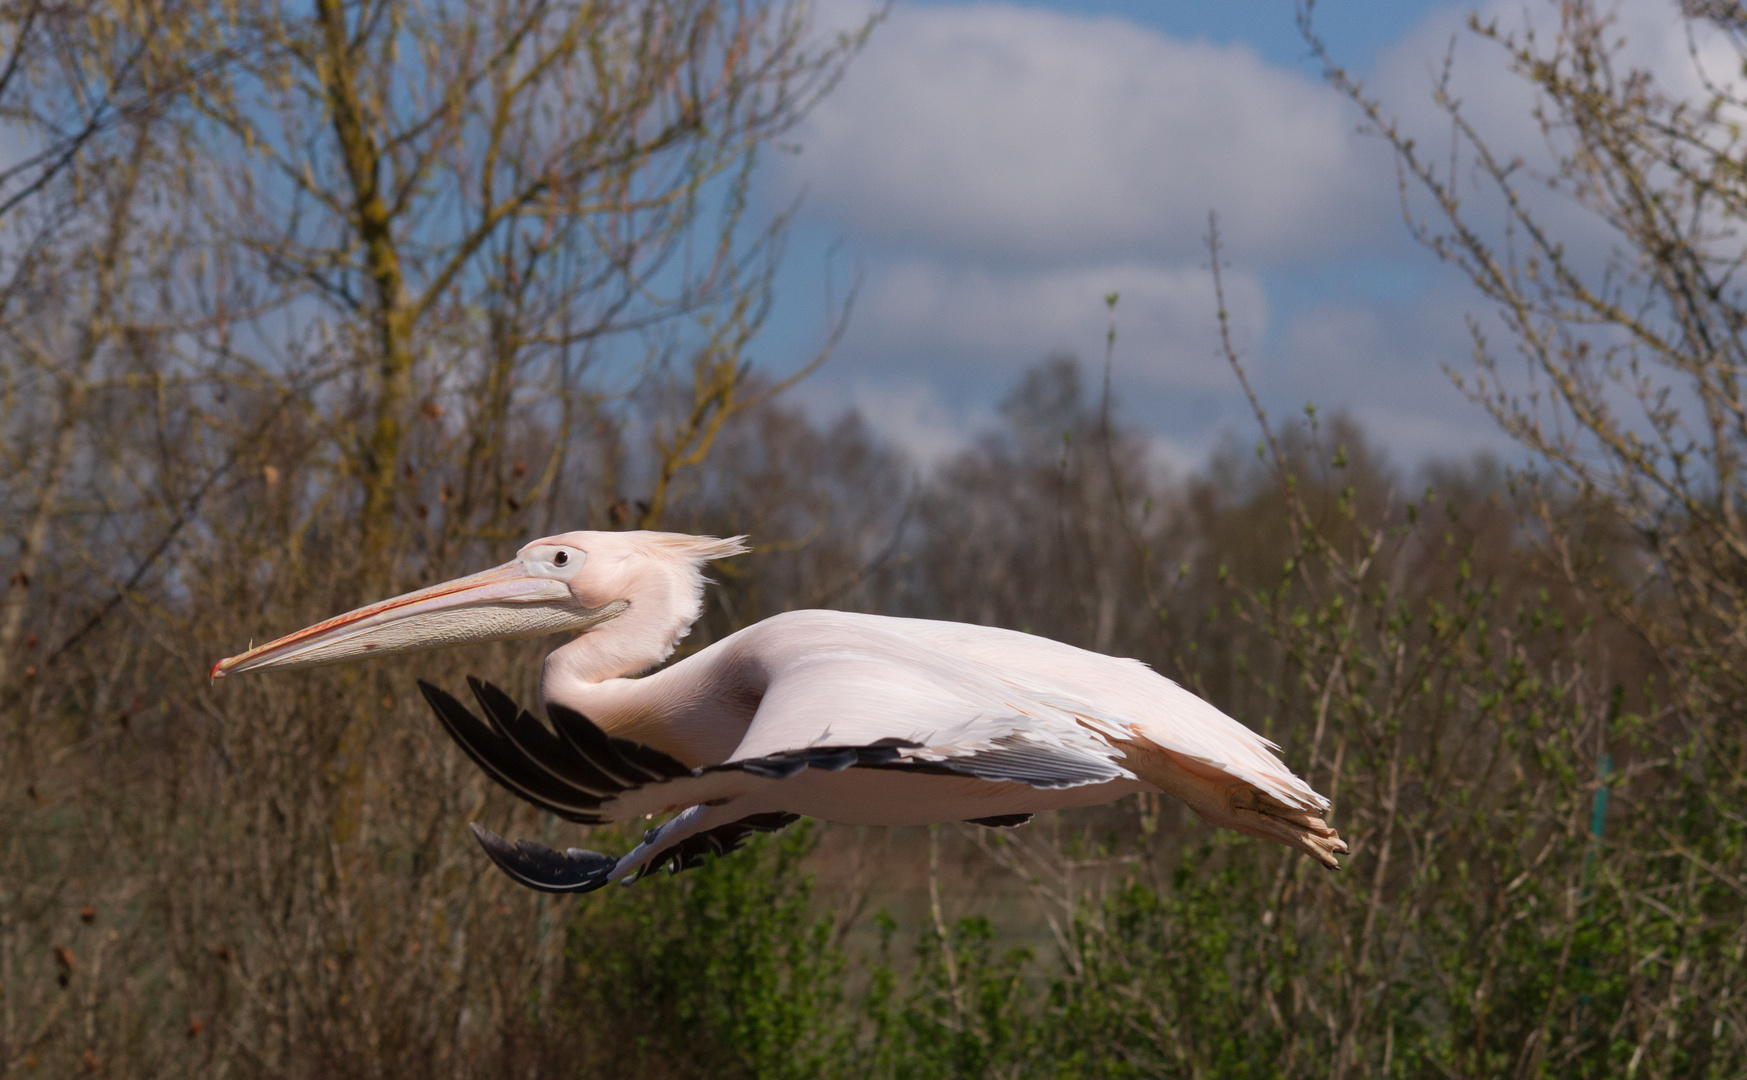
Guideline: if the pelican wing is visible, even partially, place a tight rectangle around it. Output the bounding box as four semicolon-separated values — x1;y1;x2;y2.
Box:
419;655;1136;829
696;612;1325;813
419;674;1090;893
883;615;1329;811
420;679;743;824
721;636;1145;787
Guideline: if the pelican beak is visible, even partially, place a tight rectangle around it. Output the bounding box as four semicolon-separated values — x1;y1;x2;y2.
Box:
210;562;626;680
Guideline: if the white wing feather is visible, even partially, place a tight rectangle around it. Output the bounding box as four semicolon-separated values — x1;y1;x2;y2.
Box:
720;612;1323;811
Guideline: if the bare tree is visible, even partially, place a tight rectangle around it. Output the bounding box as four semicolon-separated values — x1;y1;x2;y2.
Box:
191;0;867;558
0;0;878;1073
1306;0;1747;703
1278;1;1747;1072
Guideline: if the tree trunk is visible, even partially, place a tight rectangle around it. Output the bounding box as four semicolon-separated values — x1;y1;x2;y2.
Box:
315;0;411;560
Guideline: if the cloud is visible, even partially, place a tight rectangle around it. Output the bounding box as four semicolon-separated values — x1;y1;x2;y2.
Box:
776;1;1733;471
1366;1;1725;259
771;1;1414;466
1374;0;1725;140
843;259;1267;390
808;372;1211;474
1353;0;1738;457
831;379;996;468
786;1;1390;265
1265;287;1518;458
789;256;1275;468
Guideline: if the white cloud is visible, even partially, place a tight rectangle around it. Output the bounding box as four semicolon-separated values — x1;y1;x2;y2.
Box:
844;259;1267;391
1352;0;1740;461
838;379;994;467
1368;1;1733;260
786;0;1390;265
802;362;1224;475
775;0;1415;465
791;257;1276;467
1375;0;1728;132
777;1;1744;471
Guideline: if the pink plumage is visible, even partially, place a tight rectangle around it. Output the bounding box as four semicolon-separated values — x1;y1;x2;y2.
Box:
213;531;1345;891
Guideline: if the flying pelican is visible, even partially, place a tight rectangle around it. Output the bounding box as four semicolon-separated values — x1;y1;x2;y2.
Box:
211;531;1346;892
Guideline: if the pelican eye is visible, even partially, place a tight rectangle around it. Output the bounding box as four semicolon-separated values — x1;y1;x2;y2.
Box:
521;544;585;579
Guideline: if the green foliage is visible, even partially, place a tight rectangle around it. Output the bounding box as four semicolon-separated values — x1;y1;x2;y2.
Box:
554;823;853;1080
858;913;1036;1080
1040;848;1301;1080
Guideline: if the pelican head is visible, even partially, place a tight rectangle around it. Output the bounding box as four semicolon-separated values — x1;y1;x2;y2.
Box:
210;530;749;680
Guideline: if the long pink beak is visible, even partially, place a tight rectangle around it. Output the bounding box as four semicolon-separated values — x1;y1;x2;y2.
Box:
210;561;622;679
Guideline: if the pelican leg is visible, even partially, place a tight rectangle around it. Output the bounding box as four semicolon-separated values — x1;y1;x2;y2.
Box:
608;802;799;884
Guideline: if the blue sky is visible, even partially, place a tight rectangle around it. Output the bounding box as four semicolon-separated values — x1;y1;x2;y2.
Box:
943;0;1445;72
746;0;1691;470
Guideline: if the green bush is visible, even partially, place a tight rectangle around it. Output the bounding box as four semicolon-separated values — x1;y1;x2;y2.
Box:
553;823;853;1080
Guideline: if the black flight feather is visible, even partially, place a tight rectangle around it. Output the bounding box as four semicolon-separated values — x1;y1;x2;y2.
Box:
420;679;1107;893
966;814;1033;828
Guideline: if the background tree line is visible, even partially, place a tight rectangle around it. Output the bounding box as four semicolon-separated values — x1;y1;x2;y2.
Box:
3;0;1744;1076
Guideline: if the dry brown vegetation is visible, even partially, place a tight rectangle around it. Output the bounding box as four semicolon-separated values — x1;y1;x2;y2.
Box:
4;0;1746;1077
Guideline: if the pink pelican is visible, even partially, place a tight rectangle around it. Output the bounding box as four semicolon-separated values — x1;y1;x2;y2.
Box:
211;532;1346;891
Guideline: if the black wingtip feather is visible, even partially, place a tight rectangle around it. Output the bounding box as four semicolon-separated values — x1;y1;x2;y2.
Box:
717;740;925;781
608;736;692;783
543;702;658;788
419;682;607;824
423;679;705;824
420;679;1085;895
471;812;803;894
468;822;616;893
966;814;1033;828
465;678;626;797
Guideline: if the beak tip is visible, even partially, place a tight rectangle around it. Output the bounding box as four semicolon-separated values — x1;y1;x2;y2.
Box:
209;659;229;682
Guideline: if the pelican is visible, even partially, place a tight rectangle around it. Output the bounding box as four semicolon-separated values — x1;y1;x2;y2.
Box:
211;531;1346;892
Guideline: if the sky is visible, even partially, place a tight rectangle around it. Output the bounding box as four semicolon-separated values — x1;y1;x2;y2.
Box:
741;0;1704;473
